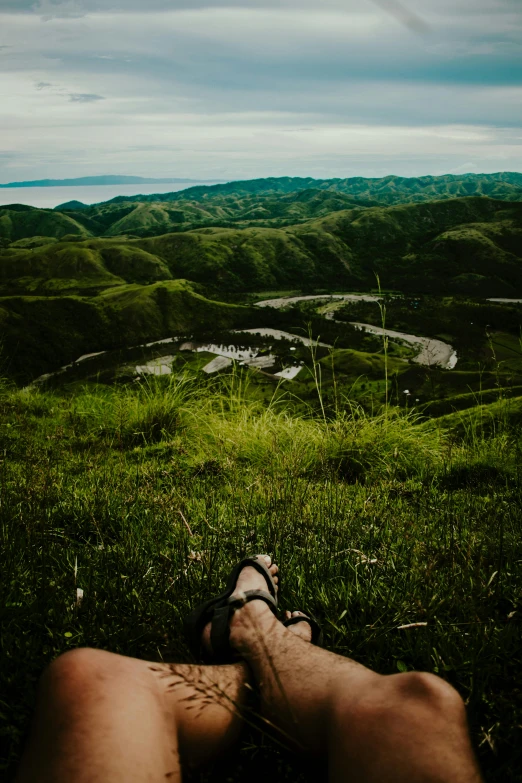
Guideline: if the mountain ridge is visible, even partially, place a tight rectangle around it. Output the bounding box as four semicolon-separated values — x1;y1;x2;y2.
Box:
2;196;520;297
98;172;522;207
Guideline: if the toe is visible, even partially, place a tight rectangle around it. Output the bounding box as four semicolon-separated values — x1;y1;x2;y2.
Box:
285;611;313;643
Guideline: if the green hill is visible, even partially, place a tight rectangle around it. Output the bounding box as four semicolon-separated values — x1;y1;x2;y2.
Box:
2;197;521;297
1;195;521;382
302;197;522;295
0;280;253;381
95;171;522;208
0;240;173;294
56;188;373;238
54;173;522;239
0;204;90;244
2;174;522;245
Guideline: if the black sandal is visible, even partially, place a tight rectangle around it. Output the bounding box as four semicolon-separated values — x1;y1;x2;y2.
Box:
283;612;322;646
185;555;278;663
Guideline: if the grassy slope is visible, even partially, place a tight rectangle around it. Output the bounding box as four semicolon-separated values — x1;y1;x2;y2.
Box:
1;379;521;781
0;281;253;381
2;197;520;297
3;174;522;244
0;191;369;244
0;205;90;243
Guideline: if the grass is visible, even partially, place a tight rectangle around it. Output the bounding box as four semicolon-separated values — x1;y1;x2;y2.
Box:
1;374;521;782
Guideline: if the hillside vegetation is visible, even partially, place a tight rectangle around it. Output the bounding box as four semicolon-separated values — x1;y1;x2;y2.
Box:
1;375;521;782
0;204;89;244
2;173;522;245
99;171;522;208
2;189;373;241
1;197;521;295
0;281;256;380
1;195;520;382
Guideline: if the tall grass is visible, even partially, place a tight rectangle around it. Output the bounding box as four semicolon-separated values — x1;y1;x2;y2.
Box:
1;377;521;781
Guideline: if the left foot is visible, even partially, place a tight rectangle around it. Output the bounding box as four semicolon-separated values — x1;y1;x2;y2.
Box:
285;611;314;643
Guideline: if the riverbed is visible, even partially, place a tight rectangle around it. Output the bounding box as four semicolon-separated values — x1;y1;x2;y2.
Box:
32;293;459;385
256;294;381;308
256;295;458;369
349;323;458;370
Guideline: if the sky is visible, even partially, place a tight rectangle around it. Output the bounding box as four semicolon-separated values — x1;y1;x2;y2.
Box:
0;0;521;183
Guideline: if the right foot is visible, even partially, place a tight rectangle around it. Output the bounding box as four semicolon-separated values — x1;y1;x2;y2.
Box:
202;555;279;655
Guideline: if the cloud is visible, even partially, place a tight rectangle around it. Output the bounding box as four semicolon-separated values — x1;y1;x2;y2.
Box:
0;0;518;17
31;0;86;20
369;0;430;34
68;92;105;102
0;0;520;181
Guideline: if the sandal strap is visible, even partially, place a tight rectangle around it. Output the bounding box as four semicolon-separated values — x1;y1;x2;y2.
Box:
239;558;278;603
210;589;277;662
283;613;322;646
185;556;278;664
228;588;278;612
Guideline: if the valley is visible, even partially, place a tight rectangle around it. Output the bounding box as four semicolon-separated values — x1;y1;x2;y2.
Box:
1;174;522;783
1;176;520;419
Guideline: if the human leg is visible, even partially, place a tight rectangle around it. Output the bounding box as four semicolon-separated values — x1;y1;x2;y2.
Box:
230;600;483;783
17;555;281;783
17;649;250;783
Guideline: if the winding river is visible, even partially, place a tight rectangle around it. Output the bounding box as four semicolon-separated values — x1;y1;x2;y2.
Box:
32;293;459;384
255;294;458;370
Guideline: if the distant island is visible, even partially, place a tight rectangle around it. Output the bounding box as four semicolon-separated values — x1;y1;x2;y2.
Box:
0;175;217;189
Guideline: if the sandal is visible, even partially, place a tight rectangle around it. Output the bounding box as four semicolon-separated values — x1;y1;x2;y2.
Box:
185;555;278;663
283;612;322;646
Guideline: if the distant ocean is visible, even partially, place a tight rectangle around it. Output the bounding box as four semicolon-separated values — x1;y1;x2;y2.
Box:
0;182;223;209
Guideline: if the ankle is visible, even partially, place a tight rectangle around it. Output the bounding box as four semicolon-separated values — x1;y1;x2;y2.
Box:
229;599;279;654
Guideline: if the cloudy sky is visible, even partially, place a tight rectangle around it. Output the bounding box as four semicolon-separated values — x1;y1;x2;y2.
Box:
0;0;521;182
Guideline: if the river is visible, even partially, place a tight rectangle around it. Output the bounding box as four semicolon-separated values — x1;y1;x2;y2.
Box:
256;294;381;309
255;294;458;370
31;294;459;385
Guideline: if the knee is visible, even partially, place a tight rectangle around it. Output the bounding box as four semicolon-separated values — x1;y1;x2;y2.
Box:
364;671;467;735
391;671;464;716
337;671;466;735
41;648;126;709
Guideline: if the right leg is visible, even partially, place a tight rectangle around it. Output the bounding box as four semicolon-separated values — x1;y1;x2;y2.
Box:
230;601;483;783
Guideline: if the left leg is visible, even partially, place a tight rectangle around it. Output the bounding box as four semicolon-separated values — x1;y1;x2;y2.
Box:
17;648;250;783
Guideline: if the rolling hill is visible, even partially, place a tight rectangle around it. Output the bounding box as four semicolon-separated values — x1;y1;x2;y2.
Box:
1;193;521;381
0;280;254;381
2;196;519;296
2;174;522;244
92;171;522;208
0;204;89;245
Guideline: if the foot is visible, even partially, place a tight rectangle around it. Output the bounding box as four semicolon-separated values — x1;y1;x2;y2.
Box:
202;555;279;655
285;611;314;643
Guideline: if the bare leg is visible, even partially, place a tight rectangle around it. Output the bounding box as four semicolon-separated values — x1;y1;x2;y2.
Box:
17;650;250;783
16;556;282;783
230;601;484;783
